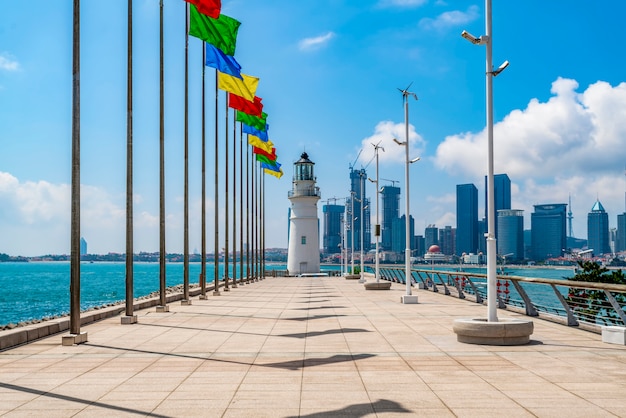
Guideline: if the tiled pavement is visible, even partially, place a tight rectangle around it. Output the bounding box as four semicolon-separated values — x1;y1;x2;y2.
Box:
1;275;626;417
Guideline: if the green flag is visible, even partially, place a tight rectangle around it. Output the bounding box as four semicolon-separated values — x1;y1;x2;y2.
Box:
236;111;267;131
189;5;240;56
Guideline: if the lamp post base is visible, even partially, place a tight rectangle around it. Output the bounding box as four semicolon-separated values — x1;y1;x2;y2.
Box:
401;295;418;304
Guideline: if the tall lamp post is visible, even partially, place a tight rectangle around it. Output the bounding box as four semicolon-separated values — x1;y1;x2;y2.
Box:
368;142;384;283
394;85;420;304
358;171;367;283
461;0;508;322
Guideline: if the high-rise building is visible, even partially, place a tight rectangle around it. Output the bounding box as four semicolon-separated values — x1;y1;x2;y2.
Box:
531;204;567;261
322;204;344;255
497;209;524;261
346;168;371;252
617;213;626;253
424;225;439;251
439;226;455;256
80;237;87;255
456;183;478;255
485;174;511;242
391;215;414;256
381;185;400;251
587;200;610;256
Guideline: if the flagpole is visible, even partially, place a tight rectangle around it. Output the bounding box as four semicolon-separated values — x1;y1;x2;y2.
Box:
224;95;230;291
251;153;256;281
239;123;244;286
64;0;87;345
200;42;207;299
213;70;220;297
182;1;191;305
246;139;251;283
122;0;137;324
261;170;265;279
157;0;168;313
231;109;238;287
256;162;261;281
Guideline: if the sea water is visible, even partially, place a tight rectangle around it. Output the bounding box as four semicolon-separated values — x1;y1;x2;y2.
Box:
0;262;572;327
0;262;241;327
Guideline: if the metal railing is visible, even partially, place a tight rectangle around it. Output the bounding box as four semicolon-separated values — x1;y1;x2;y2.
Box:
371;266;626;331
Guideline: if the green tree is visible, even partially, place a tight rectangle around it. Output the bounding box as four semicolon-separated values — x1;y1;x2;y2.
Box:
566;261;626;325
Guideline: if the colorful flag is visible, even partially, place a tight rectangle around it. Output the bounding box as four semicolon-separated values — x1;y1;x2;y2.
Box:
264;167;283;179
236;111;267;131
248;136;273;152
253;146;276;161
218;72;258;101
229;93;263;117
242;123;269;141
189;5;240;56
205;44;242;79
185;0;221;18
261;161;282;172
255;154;276;165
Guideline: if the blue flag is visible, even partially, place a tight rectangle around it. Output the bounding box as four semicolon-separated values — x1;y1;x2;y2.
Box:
205;43;242;79
243;123;269;141
261;161;281;171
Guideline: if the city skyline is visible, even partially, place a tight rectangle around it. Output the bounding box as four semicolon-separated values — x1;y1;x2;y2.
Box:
2;1;626;256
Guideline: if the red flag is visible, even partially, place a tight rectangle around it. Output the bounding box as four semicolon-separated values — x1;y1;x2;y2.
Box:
228;93;263;117
185;0;221;19
253;146;277;161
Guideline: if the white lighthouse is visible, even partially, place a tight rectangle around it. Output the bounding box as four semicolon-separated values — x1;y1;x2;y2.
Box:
287;152;321;274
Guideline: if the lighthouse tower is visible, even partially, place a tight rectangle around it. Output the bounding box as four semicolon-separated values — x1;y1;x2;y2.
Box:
287;152;321;274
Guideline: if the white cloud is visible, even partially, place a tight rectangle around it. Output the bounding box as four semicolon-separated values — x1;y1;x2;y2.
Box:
419;5;480;31
434;77;626;237
298;32;335;51
357;121;426;166
0;53;19;71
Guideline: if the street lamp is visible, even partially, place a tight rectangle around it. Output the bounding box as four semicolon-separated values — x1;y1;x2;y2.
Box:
368;142;384;283
358;171;367;283
462;0;508;322
394;84;419;304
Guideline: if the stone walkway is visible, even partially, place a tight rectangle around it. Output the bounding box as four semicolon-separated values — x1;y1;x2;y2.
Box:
1;276;626;417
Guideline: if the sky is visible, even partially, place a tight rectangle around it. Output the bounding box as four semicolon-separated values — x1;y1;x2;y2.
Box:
1;1;626;257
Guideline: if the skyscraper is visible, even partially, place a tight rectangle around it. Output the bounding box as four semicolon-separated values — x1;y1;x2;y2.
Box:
531;204;567;261
587;200;610;256
391;215;414;255
497;209;524;261
456;183;478;255
424;225;439;251
322;204;344;255
381;185;400;251
347;168;371;252
617;213;626;253
439;226;455;256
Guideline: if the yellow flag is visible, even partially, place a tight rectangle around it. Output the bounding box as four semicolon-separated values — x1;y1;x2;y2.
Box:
218;71;259;101
248;135;273;152
264;168;283;179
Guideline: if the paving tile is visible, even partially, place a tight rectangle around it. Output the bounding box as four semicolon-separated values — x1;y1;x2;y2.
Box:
0;277;624;417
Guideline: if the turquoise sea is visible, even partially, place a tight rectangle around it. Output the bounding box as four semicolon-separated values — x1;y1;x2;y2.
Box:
0;262;572;327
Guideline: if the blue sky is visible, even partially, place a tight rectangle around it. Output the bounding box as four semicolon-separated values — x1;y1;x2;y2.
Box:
1;1;626;256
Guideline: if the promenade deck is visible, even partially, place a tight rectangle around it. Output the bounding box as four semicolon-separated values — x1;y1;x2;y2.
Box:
1;276;625;417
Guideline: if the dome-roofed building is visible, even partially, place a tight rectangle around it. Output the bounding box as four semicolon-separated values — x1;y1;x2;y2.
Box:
424;243;447;263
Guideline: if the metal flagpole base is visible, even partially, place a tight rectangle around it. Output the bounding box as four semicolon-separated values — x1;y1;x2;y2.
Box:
213;291;221;296
181;300;192;306
121;315;137;324
199;294;207;300
156;305;169;312
401;295;418;304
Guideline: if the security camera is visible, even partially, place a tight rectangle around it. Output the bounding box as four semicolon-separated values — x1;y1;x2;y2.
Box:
393;138;404;146
409;157;421;164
